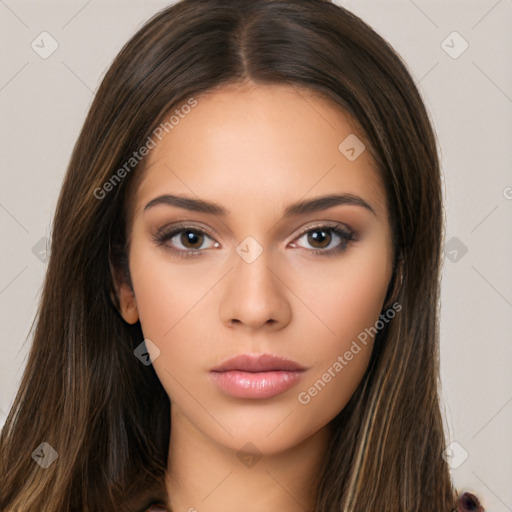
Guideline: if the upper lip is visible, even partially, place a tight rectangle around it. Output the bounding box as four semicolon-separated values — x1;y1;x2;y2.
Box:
211;353;307;373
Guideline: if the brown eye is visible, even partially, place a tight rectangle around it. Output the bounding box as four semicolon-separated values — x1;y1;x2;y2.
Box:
292;224;354;255
307;229;332;249
153;224;219;257
179;229;205;249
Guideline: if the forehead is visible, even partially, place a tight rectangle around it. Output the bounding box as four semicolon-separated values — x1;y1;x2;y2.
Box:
132;82;388;223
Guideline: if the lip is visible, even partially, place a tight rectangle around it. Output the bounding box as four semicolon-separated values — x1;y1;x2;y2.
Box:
211;353;307;372
210;353;307;399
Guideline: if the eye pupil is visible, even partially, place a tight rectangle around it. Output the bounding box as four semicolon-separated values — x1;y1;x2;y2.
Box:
182;230;203;249
308;229;331;248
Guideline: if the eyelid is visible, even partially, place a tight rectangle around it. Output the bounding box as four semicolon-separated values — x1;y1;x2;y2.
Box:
155;221;219;240
155;220;354;242
153;220;356;257
289;220;355;242
300;220;352;233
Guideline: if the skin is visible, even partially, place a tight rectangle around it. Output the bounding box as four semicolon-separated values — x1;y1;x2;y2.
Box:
117;81;394;512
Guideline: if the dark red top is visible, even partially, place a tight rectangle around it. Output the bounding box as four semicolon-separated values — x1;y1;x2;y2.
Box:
145;506;168;512
145;490;484;511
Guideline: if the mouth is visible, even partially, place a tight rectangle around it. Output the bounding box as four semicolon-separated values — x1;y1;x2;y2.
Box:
209;353;307;399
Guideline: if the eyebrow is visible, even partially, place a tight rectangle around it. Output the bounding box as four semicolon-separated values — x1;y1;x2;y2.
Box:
144;193;377;217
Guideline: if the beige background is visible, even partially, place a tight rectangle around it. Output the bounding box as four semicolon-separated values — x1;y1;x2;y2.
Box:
1;0;511;509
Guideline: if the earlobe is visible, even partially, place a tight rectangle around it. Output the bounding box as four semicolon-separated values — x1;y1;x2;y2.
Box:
118;282;139;324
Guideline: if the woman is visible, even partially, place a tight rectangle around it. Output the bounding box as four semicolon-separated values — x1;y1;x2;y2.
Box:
0;0;484;511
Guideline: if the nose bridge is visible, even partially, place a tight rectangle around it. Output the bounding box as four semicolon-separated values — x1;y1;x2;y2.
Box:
218;235;291;329
235;239;275;296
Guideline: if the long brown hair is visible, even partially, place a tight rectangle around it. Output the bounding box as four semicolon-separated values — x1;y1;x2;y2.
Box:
0;0;458;510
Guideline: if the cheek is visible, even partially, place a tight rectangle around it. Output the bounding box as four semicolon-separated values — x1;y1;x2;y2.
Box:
127;254;209;405
291;241;391;351
292;289;381;423
291;246;391;414
129;241;216;341
127;242;226;402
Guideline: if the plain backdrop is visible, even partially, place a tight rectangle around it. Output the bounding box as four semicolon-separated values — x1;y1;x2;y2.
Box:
1;1;511;509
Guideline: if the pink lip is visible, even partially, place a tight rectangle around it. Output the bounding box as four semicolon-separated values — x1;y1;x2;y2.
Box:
211;353;307;372
210;353;307;399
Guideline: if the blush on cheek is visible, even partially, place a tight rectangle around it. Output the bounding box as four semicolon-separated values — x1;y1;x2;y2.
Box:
314;274;389;346
129;251;215;343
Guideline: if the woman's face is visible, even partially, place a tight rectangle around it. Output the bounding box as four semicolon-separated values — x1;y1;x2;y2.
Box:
119;82;394;455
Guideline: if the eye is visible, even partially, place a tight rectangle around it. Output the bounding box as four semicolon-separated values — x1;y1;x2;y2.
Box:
153;223;219;258
153;222;355;258
289;223;355;256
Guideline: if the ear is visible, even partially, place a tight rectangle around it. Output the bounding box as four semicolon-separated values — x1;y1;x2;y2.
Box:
117;281;139;324
383;253;404;310
109;241;139;325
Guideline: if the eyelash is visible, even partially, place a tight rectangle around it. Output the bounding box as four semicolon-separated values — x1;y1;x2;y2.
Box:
152;222;355;259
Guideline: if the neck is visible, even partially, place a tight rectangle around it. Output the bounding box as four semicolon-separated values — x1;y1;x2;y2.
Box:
165;408;332;512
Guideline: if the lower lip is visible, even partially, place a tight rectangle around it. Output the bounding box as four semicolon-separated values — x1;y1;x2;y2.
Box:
210;370;304;399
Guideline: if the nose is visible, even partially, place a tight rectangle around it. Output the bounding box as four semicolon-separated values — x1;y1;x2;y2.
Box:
218;247;292;331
